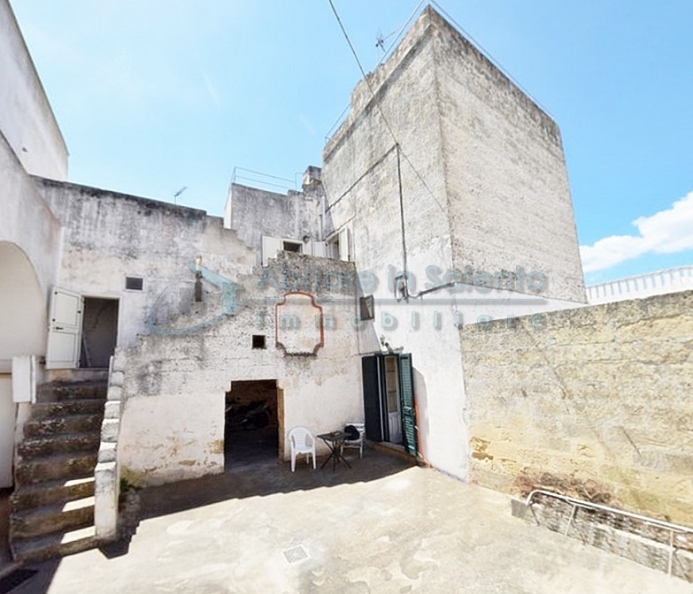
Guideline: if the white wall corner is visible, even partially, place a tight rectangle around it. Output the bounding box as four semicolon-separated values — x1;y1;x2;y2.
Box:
94;460;120;542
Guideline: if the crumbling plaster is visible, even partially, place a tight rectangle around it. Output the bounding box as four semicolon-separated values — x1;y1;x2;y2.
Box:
224;182;323;259
116;252;368;487
322;6;587;481
33;177;257;348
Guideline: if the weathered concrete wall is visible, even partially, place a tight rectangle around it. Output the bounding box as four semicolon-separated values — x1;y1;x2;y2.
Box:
322;6;468;480
225;182;323;259
34;177;256;348
321;7;585;481
462;291;693;525
0;0;68;180
431;8;585;303
116;252;366;486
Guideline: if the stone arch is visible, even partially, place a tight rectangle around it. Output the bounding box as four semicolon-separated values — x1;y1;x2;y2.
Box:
0;241;46;359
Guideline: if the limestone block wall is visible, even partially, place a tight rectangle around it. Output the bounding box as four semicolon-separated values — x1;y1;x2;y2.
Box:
462;291;693;525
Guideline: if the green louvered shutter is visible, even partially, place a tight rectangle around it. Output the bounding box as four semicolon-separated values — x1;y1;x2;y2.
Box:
398;353;418;457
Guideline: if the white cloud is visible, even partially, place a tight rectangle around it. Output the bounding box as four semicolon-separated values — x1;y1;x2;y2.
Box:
298;114;316;137
202;73;221;108
580;191;693;273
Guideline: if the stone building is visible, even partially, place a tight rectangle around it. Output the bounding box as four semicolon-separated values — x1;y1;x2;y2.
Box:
1;0;690;567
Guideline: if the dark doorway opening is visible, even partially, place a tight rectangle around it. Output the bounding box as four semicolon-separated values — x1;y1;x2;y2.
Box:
361;353;418;458
224;380;279;469
80;297;119;368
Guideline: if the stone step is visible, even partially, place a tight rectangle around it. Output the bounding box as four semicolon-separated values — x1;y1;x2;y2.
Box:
11;525;98;563
18;432;101;459
15;452;98;486
37;381;108;403
23;414;103;438
29;399;106;420
10;497;94;540
11;477;95;512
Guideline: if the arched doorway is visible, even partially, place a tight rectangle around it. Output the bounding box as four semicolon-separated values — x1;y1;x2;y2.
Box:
0;241;46;488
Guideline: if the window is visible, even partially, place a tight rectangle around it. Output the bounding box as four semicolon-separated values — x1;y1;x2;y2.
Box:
359;295;374;321
282;241;302;253
252;335;267;349
261;236;305;266
326;227;351;261
125;276;144;291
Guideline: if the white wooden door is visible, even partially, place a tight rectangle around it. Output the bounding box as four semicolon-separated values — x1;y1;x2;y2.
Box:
45;287;83;369
311;241;327;258
0;376;14;488
261;236;282;267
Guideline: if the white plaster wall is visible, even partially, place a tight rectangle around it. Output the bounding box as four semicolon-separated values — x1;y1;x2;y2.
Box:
0;3;63;395
34;178;256;348
0;241;47;360
0;376;13;488
116;253;364;486
118;392;224;485
0;0;68;180
0;240;50;488
0;138;62;296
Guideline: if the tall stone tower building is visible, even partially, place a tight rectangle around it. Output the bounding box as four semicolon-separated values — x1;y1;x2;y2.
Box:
322;6;586;478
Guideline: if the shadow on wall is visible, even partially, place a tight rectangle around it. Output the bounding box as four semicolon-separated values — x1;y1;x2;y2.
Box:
413;369;430;463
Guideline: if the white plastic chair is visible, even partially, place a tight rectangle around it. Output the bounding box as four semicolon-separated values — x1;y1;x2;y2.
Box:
341;422;365;459
288;426;316;472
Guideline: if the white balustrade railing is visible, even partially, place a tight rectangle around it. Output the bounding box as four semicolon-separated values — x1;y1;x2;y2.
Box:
586;266;693;304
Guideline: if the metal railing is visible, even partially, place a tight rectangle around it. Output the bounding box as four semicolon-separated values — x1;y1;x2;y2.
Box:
525;489;693;577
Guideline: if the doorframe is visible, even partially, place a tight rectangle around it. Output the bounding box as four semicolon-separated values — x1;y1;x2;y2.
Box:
223;379;283;466
79;294;121;369
46;287;122;370
361;352;418;457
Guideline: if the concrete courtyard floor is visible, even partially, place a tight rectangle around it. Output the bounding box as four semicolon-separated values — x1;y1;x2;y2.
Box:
8;451;692;594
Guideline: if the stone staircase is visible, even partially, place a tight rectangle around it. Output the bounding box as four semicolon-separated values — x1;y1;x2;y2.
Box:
9;380;107;562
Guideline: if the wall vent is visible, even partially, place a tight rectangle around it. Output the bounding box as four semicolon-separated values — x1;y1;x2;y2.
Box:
125;276;144;291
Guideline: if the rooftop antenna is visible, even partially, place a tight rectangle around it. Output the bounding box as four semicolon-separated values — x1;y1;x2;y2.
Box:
173;186;187;204
375;29;386;53
375;27;398;61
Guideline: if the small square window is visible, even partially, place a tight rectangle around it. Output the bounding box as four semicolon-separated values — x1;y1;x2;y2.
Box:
359;295;374;321
125;276;144;291
282;241;302;253
252;335;266;349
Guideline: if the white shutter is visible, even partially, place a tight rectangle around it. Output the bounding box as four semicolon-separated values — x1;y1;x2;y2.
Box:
261;236;282;267
311;241;327;258
45;287;83;369
338;227;351;261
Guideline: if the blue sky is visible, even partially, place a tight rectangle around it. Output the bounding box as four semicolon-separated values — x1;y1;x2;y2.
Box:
10;0;693;285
